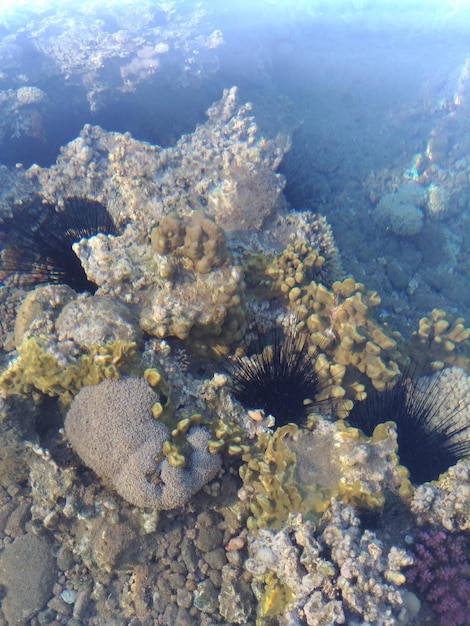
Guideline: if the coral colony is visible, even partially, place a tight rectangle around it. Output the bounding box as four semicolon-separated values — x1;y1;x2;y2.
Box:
347;370;470;484
406;528;470;626
0;195;118;294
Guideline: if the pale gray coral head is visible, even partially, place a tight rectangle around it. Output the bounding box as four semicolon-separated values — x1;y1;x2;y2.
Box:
65;377;221;510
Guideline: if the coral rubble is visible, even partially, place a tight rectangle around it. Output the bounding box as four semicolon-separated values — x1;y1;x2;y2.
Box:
246;505;416;625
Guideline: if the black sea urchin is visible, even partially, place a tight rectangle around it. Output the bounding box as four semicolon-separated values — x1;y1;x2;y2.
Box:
347;370;470;484
0;196;118;294
228;317;328;427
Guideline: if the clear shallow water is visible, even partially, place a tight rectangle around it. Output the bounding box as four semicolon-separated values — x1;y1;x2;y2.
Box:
0;1;470;625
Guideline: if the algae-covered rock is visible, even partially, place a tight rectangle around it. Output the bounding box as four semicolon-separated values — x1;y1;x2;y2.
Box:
0;532;56;625
0;336;137;408
239;419;411;530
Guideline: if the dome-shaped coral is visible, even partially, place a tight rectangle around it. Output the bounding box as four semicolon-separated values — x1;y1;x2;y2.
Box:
65;377;221;509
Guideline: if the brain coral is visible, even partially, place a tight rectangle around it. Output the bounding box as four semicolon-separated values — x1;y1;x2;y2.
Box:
65;377;221;509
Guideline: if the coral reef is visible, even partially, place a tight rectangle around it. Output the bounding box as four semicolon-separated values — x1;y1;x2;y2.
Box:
245;505;415;625
19;3;222;111
65;377;221;509
33;87;288;232
405;528;470;626
14;88;294;357
239;418;411;531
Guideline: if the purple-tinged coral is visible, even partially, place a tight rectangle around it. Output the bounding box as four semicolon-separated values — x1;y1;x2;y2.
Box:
406;528;470;626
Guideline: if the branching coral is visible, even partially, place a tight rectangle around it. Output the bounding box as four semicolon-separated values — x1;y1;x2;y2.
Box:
405;528;470;626
405;308;470;372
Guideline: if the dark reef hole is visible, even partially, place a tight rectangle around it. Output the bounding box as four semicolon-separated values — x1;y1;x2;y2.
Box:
91;75;225;147
346;370;470;485
277;128;321;210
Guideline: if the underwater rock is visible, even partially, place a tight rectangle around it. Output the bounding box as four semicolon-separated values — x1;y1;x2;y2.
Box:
65;377;221;509
13;284;77;349
410;458;470;531
0;532;56;625
56;294;141;349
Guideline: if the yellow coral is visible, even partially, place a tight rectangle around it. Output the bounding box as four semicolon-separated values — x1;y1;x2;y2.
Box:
238;419;412;531
142;213;247;357
406;308;470;372
151;211;229;273
0;337;137;409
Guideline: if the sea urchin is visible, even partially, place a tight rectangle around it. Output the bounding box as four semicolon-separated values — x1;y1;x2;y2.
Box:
227;316;328;427
347;369;470;484
0;195;118;294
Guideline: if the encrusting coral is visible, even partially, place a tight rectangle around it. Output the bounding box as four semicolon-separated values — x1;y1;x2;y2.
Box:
64;377;222;510
150;211;229;274
239;419;411;531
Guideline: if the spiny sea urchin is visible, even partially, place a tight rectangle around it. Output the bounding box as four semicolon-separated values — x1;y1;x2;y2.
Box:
227;316;328;427
0;195;118;294
347;370;470;484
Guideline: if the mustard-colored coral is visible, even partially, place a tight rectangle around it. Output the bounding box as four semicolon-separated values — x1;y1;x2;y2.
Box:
143;367;172;423
405;308;470;372
0;337;137;409
151;211;228;274
239;419;412;531
300;278;401;392
257;572;295;623
265;241;325;294
142;213;247;356
246;243;402;414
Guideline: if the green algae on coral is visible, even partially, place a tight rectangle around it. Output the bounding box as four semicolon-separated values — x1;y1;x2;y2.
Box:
238;419;412;532
0;336;138;408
